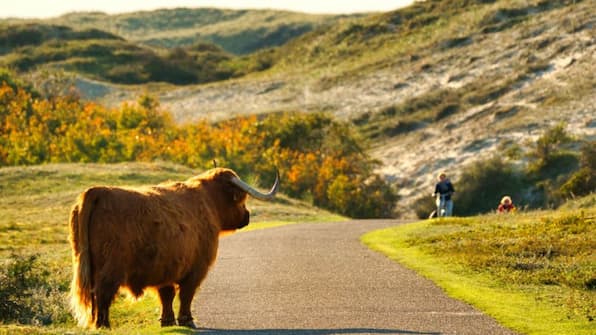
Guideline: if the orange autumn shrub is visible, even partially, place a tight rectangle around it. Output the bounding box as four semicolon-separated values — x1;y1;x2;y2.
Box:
0;73;398;218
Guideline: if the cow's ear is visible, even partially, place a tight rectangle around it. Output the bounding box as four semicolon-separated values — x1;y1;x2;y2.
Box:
229;186;247;203
226;182;246;204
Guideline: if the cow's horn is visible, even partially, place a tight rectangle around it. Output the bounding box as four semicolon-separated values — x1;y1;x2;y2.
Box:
230;170;280;201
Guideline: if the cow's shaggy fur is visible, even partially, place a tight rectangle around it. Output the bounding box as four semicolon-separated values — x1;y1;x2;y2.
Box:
69;168;253;329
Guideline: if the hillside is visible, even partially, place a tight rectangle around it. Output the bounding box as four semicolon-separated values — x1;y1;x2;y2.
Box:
0;23;242;85
121;0;594;213
1;0;594;216
0;8;354;85
3;8;349;55
0;21;308;87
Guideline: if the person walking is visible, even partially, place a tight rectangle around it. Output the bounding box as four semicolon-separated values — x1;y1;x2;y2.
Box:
433;172;455;217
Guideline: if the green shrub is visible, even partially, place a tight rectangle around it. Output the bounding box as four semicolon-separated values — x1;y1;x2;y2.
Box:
0;254;71;325
579;140;596;170
559;141;596;198
455;155;526;215
326;174;398;218
439;124;589;216
526;122;574;176
535;151;580;181
412;193;437;219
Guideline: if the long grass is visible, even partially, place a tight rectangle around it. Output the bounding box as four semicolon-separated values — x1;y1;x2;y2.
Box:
362;203;595;335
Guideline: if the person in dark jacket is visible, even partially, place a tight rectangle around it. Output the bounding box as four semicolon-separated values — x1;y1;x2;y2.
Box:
433;172;455;217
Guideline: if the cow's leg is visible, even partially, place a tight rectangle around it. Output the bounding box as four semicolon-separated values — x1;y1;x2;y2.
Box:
158;285;176;327
177;281;199;328
177;268;208;329
95;280;118;329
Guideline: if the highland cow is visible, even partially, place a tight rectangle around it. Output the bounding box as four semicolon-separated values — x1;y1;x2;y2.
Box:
69;168;279;329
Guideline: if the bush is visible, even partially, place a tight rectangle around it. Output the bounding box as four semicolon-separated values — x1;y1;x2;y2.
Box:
530;151;579;185
442;125;590;216
0;68;37;95
0;254;70;325
559;141;596;198
455;155;526;215
326;174;398;218
526;122;574;177
257;112;398;217
412;194;437;219
579;140;596;170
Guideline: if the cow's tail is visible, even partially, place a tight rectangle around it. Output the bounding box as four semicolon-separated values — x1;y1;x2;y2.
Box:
69;188;99;327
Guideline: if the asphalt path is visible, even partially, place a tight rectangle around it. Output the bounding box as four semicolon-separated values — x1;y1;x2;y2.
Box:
193;220;518;335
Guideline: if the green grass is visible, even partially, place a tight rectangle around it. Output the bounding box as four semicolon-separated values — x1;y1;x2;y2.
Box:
0;162;344;334
362;207;595;335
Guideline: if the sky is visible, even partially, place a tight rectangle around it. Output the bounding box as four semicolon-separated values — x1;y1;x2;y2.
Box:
2;1;416;19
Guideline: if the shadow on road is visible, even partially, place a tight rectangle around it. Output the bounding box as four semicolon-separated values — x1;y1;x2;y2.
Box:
163;328;440;335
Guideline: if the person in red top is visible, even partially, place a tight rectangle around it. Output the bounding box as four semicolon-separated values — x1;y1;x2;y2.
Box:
497;196;516;213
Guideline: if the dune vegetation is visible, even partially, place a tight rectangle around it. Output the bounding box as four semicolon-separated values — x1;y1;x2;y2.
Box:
46;8;344;55
0;23;240;85
0;8;349;85
363;202;595;335
0;0;594;333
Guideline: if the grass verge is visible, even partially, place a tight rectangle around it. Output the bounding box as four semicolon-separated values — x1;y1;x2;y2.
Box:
362;208;595;335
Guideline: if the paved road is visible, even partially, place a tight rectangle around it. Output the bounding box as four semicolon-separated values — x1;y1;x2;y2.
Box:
193;220;518;335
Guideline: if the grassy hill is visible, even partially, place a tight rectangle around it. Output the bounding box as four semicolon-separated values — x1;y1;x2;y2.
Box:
53;8;349;55
0;8;354;84
0;23;240;85
2;8;350;55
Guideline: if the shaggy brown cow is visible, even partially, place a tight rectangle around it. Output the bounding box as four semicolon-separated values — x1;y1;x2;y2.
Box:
69;168;279;329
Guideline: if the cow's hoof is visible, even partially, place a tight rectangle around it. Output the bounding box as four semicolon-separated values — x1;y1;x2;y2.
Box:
177;316;197;329
160;317;176;327
95;322;110;329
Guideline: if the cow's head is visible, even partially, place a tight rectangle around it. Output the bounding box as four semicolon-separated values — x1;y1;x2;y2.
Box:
203;168;279;231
